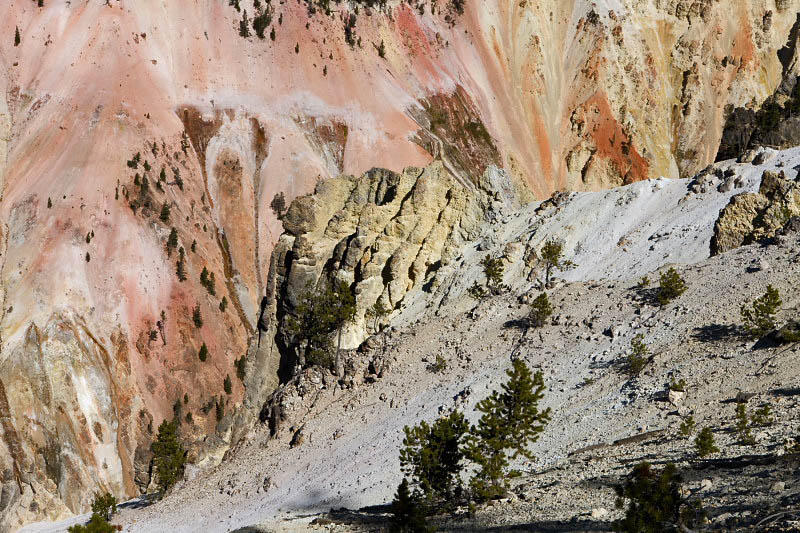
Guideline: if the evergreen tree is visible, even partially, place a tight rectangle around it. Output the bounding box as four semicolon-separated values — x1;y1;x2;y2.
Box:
166;227;178;256
239;10;251;37
694;427;718;458
740;284;781;338
223;374;232;395
540;240;574;285
480;254;506;294
657;267;687;305
390;479;433;533
159;202;170;223
270;191;287;218
90;492;117;521
193;305;203;328
253;9;272;39
176;247;187;281
466;359;551;500
399;411;469;502
286;279;356;371
198;342;208;362
67;513;114;533
234;354;246;380
614;462;704;533
150;420;186;492
219;296;228;312
528;292;552;328
14;27;20;47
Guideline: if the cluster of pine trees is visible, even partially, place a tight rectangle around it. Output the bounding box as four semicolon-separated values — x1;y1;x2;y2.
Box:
391;358;550;530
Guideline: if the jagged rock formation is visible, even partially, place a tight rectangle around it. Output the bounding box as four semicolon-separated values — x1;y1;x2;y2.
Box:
711;168;800;254
273;163;502;372
3;0;800;529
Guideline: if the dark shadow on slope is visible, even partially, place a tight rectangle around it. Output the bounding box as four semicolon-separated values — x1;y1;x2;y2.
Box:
691;323;740;343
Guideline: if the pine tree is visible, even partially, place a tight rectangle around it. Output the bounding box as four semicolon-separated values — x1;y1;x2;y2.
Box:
540;240;574;285
399;411;469;502
90;492;117;521
466;359;551;500
176;247;187;281
239;10;251;37
480;254;506;294
166;227;178;256
198;342;208;362
270;192;287;218
14;27;20;47
614;462;704;533
159;202;170;223
219;296;228;312
694;427;718;458
67;513;114;533
286;279;356;370
223;375;232;395
657;267;687;305
528;292;552;328
234;355;246;380
150;419;186;492
740;284;781;338
390;479;433;533
193;305;203;328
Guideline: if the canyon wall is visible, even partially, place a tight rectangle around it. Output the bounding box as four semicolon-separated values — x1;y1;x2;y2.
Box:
1;0;800;528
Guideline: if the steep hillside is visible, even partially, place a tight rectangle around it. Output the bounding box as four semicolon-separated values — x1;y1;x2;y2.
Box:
21;147;800;533
3;0;800;529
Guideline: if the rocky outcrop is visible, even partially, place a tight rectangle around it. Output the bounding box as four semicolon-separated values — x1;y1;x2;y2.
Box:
272;162;503;373
711;169;800;254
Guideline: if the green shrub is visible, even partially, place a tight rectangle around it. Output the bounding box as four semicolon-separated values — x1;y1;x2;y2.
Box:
740;285;781;338
467;280;487;300
679;415;695;437
429;354;447;373
286;280;356;370
90;492;117;521
624;334;649;377
192;305;203;328
67;513;114;533
668;378;687;392
234;355;246;380
466;359;550;500
151;420;186;492
198;342;208;362
694;427;718;457
735;402;755;445
480;255;506;294
390;479;433;533
528;292;552;328
400;411;469;503
657;267;687;305
614;462;704;533
751;404;774;427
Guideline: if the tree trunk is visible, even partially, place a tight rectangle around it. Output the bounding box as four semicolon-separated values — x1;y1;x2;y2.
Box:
335;326;344;378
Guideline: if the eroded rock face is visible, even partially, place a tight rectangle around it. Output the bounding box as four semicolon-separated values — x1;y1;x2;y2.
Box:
1;0;800;528
711;170;800;254
274;163;495;370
